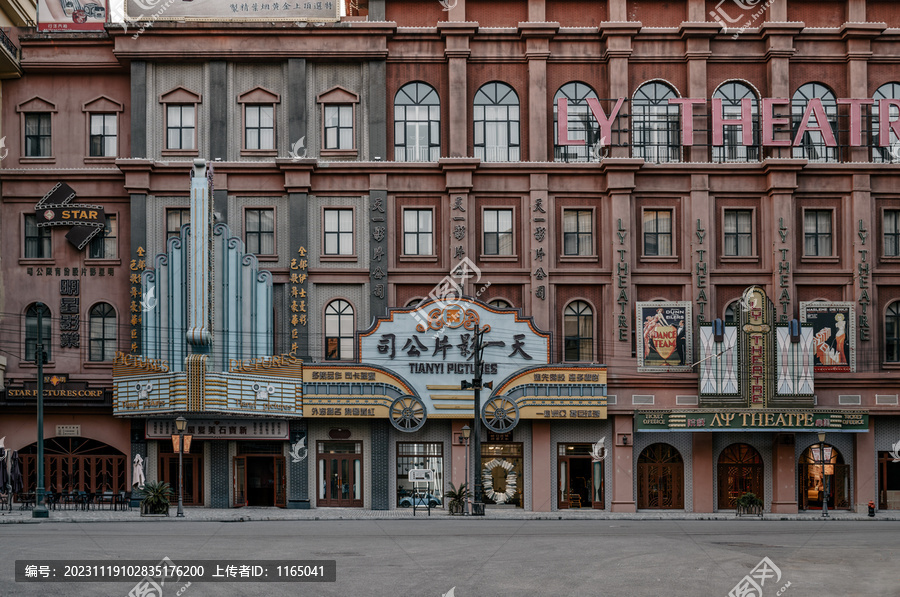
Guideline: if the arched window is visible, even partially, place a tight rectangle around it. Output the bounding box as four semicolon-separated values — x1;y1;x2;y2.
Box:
637;443;684;509
724;301;738;323
474;82;520;162
394;82;440;162
712;81;759;162
325;300;354;361
717;443;763;509
872;82;900;163
553;82;600;162
25;303;52;362
89;303;116;362
632;82;680;163
886;301;900;362
792;83;838;162
406;298;422;308
564;301;593;361
489;299;512;309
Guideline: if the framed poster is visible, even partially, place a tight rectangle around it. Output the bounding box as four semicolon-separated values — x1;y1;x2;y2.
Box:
636;302;693;372
38;0;108;31
800;302;855;372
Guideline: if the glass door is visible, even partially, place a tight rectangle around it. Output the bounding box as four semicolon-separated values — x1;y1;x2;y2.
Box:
317;442;363;507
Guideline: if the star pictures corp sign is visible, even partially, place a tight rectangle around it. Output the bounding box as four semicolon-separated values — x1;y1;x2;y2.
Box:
555;96;900;149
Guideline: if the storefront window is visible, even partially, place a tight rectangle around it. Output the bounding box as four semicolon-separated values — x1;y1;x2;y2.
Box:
557;443;604;509
481;443;523;507
878;451;900;510
799;443;849;510
396;443;444;506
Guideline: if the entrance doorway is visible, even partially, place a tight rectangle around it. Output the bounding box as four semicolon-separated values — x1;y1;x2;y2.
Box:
20;438;127;494
799;443;849;510
557;444;604;509
233;442;286;508
637;443;684;509
159;440;204;506
316;441;363;507
717;443;763;509
878;451;900;510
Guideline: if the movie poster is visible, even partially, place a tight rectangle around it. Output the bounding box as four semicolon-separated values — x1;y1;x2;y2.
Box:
38;0;108;31
800;302;855;372
636;302;693;372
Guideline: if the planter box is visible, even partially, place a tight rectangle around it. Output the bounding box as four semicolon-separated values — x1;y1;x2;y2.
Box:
448;502;465;515
736;504;763;517
140;503;170;517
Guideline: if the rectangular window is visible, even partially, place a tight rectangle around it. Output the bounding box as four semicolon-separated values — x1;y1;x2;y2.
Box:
88;215;117;259
403;209;433;256
885;210;900;257
324;209;354;255
804;210;833;257
563;210;593;256
25;113;51;157
245;105;275;150
166;208;190;240
89;113;117;157
643;209;673;256
245;208;275;255
167;105;195;150
724;209;753;257
483;209;514;256
396;443;444;507
324;105;353;150
24;215;51;258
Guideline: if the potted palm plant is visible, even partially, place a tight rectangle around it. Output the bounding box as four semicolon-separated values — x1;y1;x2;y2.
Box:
139;481;173;516
446;482;471;516
735;492;763;517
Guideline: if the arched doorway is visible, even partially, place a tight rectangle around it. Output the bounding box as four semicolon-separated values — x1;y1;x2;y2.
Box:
717;443;764;509
637;443;684;509
19;438;127;494
799;443;850;510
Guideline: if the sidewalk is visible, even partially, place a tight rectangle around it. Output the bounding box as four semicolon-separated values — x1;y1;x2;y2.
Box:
1;504;897;524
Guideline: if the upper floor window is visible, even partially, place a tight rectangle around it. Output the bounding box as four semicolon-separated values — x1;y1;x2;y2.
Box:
489;299;513;309
88;215;117;259
24;214;51;259
245;106;275;150
723;209;752;257
317;87;359;156
403;209;433;256
554;82;601;163
325;299;354;361
89;302;116;362
712;81;759;163
724;301;738;323
89;114;117;157
245;208;275;255
167;208;190;240
324;209;354;256
872;82;900;163
643;209;673;257
885;209;900;257
632;82;680;163
804;209;833;257
564;301;593;361
25;303;52;362
167;105;196;150
25;113;51;157
483;208;514;256
792;83;838;163
563;209;593;256
474;82;520;162
887;301;900;362
394;82;440;162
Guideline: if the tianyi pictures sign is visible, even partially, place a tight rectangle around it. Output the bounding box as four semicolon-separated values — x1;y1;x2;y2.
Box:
636;302;693;372
801;302;856;372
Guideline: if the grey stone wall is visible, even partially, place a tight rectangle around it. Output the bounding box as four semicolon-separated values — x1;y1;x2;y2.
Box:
209;440;230;508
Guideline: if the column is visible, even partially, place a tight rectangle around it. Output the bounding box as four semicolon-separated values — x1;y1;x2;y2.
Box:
439;23;476;158
765;162;803;322
368;60;387;161
771;434;798;514
130;61;147;158
531;420;551;512
692;432;714;512
690;175;711;326
611;414;635;512
529;172;550;331
853;419;876;514
287;420;310;508
209;61;227;161
371;420;390;510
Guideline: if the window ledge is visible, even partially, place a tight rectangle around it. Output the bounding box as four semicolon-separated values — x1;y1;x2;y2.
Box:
241;149;278;157
19;361;56;369
640;256;678;262
19;258;54;265
801;256;840;263
84;157;116;165
720;256;759;263
320;149;358;158
881;362;900;369
559;255;599;263
320;254;358;262
20;157;56;163
84;258;122;266
881;255;900;262
83;361;113;369
399;255;439;262
254;254;279;262
480;255;518;262
161;149;199;157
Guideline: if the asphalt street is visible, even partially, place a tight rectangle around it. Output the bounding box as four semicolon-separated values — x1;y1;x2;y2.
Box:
0;519;897;597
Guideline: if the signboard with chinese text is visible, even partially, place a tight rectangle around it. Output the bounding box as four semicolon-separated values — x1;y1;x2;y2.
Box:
635;410;868;432
146;419;288;440
636;302;693;371
125;0;339;22
801;302;856;372
492;366;607;420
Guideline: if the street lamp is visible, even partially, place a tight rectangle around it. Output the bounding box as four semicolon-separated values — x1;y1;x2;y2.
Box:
32;303;48;519
818;432;829;518
461;425;471;515
175;416;187;518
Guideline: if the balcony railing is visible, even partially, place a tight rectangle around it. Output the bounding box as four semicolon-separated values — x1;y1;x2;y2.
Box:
0;28;18;61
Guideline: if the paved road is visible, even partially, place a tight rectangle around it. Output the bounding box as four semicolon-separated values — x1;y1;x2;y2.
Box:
0;520;896;597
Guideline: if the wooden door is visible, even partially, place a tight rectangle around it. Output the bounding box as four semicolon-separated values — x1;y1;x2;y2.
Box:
274;456;286;508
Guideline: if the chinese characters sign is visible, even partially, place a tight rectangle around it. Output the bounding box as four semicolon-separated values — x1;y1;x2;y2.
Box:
146;419;289;440
126;0;339;21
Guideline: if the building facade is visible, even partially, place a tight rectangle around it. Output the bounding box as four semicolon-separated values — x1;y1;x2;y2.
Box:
2;0;900;513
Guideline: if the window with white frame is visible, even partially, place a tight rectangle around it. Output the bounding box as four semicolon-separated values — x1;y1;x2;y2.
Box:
712;81;759;163
324;105;354;150
403;209;433;256
325;299;354;360
632;82;680;163
792;83;838;163
245;105;275;150
474;82;520;162
394;82;440;162
324;209;354;256
553;82;601;162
